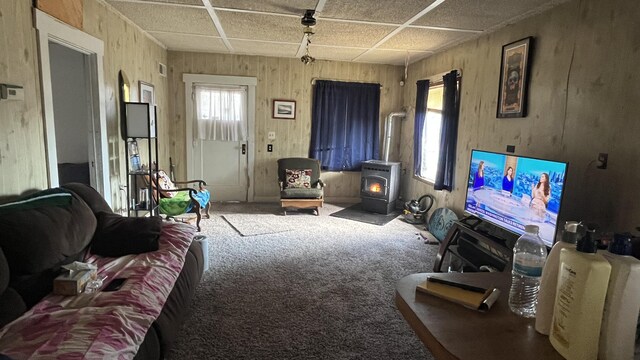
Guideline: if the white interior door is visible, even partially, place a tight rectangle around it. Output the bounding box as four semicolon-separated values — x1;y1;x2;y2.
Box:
194;139;248;201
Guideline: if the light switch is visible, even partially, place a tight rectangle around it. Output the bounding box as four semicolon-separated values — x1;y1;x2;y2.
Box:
268;131;276;140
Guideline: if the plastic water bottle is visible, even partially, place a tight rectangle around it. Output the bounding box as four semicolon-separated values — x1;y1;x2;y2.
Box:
509;225;547;318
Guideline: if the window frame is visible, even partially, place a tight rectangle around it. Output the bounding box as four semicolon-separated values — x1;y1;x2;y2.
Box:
413;70;462;186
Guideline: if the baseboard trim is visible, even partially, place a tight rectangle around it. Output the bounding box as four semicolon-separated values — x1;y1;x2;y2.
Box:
249;196;361;204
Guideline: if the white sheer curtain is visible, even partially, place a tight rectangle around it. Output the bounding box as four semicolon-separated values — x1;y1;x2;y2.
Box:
194;85;247;141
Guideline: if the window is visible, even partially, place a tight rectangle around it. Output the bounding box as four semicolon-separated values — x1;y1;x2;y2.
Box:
194;85;247;141
414;71;461;190
418;85;443;182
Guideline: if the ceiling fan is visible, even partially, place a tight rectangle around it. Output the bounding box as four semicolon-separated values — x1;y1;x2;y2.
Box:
300;9;317;65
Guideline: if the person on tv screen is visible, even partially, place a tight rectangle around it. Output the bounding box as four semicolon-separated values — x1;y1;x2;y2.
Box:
473;161;485;189
502;167;514;193
530;173;551;217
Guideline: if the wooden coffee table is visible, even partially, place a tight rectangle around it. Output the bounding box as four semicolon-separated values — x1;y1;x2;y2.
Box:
395;272;563;360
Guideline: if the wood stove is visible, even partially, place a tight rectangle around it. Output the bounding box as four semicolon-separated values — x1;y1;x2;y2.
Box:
360;160;401;214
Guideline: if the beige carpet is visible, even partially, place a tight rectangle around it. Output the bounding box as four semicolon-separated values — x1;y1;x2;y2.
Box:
222;213;292;236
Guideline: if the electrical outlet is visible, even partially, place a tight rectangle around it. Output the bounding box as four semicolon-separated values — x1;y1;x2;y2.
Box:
268;131;276;140
597;153;608;169
267;144;273;152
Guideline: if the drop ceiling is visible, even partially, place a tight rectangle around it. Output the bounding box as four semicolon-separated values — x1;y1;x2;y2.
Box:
106;0;569;65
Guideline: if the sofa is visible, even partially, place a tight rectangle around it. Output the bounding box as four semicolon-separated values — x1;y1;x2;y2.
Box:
0;183;204;359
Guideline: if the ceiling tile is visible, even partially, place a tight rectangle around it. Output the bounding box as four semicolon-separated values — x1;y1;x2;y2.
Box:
210;0;317;15
229;40;299;57
379;28;473;51
108;1;217;35
413;0;553;30
150;32;229;52
132;0;204;6
313;21;394;47
356;50;431;65
217;11;301;43
321;0;437;24
309;46;366;62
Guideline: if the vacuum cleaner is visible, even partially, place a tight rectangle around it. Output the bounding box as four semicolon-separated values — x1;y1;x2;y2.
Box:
403;194;434;224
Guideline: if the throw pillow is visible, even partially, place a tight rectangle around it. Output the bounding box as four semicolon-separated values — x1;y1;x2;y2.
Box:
154;170;176;198
91;212;161;257
285;169;312;189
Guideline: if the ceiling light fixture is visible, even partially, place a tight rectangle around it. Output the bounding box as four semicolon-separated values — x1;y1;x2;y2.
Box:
300;10;316;65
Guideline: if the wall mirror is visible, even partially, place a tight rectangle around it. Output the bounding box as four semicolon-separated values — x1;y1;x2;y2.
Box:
118;70;130;140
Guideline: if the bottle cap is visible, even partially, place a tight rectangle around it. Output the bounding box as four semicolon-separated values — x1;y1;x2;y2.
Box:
561;222;583;244
524;225;539;233
608;233;633;255
576;230;598;253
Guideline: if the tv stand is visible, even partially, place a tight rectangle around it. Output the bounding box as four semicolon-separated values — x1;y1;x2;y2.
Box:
434;219;517;273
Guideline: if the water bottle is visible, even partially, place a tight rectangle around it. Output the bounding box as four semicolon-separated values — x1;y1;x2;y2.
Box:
509;225;547;317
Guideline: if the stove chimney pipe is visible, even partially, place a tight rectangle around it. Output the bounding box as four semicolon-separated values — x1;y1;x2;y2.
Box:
382;112;406;163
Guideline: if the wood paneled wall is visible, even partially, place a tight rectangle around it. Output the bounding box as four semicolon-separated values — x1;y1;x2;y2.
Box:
0;0;168;212
168;52;404;201
83;0;169;213
400;0;640;232
0;0;48;196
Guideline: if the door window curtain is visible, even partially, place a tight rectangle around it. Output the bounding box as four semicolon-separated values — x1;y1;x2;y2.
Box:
310;80;380;171
413;80;430;177
433;70;461;191
194;85;247;141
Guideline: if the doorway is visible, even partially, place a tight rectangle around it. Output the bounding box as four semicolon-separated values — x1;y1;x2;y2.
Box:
184;74;257;202
35;10;111;205
49;42;93;186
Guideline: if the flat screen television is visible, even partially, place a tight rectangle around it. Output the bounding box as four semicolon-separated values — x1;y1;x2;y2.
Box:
464;149;568;248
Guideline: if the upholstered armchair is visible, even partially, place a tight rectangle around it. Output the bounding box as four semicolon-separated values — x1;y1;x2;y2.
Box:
277;158;324;215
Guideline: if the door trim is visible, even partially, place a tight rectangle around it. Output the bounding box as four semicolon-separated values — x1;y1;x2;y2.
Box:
183;74;257;202
34;9;111;206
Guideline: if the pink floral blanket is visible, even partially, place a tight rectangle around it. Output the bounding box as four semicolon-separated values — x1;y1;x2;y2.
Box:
0;222;195;359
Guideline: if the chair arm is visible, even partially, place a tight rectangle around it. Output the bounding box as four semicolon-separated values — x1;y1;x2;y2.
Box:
159;188;199;196
173;180;207;191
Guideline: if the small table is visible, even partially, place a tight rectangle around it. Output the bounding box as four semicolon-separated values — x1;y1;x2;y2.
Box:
395;272;563;360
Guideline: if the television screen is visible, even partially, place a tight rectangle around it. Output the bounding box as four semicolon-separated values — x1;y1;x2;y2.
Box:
464;150;568;248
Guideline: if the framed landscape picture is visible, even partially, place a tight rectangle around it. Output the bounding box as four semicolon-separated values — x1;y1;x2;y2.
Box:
273;99;296;119
497;37;533;118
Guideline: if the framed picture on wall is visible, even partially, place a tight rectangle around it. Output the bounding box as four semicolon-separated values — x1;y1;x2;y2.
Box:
497;37;533;118
272;99;296;119
139;81;154;105
139;81;156;137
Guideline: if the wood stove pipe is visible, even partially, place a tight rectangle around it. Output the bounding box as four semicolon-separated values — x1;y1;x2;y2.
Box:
382;111;406;163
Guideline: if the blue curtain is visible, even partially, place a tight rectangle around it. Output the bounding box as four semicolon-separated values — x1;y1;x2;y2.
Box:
434;70;460;191
413;80;430;177
310;80;380;171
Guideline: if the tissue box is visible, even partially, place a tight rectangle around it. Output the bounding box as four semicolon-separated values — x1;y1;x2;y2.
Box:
53;269;97;295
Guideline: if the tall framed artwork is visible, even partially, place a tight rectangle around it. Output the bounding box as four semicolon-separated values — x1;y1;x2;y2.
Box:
497;37;533;118
139;81;156;137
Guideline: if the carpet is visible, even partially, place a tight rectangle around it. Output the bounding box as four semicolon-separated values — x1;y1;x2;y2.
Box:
329;203;402;226
168;202;437;360
222;214;292;236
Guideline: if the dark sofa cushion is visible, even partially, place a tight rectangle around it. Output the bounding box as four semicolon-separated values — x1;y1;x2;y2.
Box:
91;212;161;257
0;247;8;294
0;188;96;276
62;182;113;214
